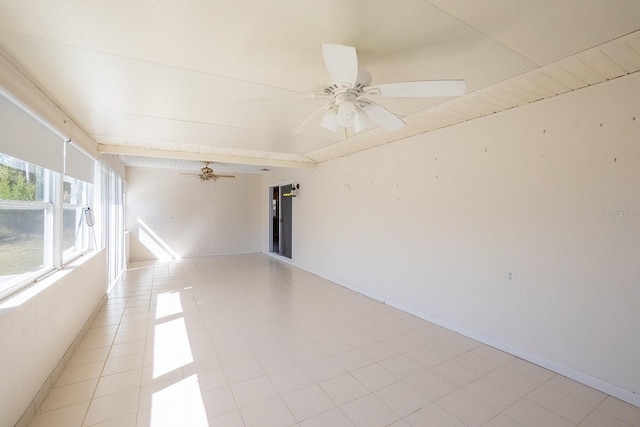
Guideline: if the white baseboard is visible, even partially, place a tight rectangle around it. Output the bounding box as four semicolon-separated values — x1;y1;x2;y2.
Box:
274;254;640;408
386;298;640;408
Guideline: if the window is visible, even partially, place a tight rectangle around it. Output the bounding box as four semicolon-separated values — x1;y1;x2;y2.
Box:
0;154;54;297
97;162;125;290
1;93;104;300
0;153;94;299
62;176;93;263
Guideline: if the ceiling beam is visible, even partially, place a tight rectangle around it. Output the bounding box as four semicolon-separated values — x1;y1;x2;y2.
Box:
98;145;317;169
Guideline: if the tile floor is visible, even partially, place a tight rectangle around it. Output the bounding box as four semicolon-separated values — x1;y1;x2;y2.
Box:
29;254;640;427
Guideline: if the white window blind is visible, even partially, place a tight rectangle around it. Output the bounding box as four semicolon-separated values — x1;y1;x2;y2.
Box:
0;92;64;173
65;142;95;183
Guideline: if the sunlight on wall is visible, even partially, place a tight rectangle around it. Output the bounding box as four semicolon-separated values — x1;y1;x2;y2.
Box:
137;218;180;261
153;317;193;379
151;374;209;426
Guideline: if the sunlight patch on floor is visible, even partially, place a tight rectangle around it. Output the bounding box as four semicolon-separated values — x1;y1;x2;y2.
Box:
155;291;183;320
151;374;208;426
153;317;193;379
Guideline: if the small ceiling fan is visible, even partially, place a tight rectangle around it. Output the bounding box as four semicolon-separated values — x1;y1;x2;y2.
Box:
182;162;235;181
297;43;466;133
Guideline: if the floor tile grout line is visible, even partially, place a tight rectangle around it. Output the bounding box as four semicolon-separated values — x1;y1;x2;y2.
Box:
29;296;108;423
78;286;139;427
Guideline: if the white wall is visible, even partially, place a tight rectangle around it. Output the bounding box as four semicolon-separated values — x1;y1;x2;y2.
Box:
0;251;107;427
262;72;640;405
127;168;262;261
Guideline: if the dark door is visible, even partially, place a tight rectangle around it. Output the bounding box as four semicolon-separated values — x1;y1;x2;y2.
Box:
271;186;280;253
280;184;293;259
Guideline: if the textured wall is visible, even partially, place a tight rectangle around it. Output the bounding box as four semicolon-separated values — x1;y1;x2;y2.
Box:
262;72;640;404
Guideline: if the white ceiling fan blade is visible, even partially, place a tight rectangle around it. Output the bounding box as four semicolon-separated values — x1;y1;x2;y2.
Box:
295;102;334;134
236;92;331;105
361;101;406;131
321;44;358;87
367;80;466;97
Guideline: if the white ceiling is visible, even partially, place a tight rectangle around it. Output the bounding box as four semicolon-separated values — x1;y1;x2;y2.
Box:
1;0;640;174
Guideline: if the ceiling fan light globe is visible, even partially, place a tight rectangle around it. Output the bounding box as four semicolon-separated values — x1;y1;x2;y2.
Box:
320;110;339;132
336;101;358;127
354;110;372;133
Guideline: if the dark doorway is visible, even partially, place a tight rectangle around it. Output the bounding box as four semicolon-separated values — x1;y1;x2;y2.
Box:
271;186;280;253
269;184;293;259
280;184;293;259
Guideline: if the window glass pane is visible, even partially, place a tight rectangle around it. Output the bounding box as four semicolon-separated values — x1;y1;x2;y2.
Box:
62;176;93;262
63;207;81;253
63;176;90;205
0;209;46;289
63;176;75;204
0;153;47;202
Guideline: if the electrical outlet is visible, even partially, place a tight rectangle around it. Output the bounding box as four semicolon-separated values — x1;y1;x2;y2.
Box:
507;271;516;283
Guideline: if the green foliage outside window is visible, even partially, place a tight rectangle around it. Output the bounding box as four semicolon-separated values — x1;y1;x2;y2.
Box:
0;163;36;202
0;163;41;247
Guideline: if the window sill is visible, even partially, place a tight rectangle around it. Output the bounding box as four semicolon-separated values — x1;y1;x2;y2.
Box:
0;250;103;309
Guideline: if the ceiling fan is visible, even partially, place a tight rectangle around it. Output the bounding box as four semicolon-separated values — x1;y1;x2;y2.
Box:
182;162;235;181
297;43;466;133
